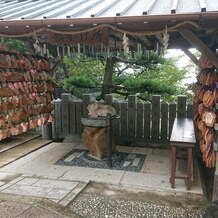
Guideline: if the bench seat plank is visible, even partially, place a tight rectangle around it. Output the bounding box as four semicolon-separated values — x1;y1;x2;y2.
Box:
170;118;196;144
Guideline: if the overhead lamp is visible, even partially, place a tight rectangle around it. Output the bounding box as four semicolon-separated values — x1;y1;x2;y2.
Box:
93;23;97;26
143;21;148;24
25;25;30;28
118;22;122;25
4;26;8;28
69;24;74;27
47;24;51;28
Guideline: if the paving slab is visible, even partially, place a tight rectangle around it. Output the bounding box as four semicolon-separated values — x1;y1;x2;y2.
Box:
2;184;52;198
116;146;133;153
120;171;171;191
33;179;78;190
142;154;170;175
45;188;72;200
131;147;153;154
61;167;124;184
16;178;39;186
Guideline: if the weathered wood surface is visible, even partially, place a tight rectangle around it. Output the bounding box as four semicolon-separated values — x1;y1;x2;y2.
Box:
82;126;116;159
54;94;194;144
170;118;196;144
152;95;160;139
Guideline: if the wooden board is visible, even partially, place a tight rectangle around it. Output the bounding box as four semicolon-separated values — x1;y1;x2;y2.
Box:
161;102;168;140
152;95;160;139
136;102;144;138
144;101;151;139
128;95;136;137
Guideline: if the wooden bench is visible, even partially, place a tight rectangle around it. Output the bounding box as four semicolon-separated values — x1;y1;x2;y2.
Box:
170;118;196;190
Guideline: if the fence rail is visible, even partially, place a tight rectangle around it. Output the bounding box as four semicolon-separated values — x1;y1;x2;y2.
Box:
53;94;194;144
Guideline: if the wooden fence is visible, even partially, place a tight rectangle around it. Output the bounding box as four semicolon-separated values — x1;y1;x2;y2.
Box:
53;93;194;144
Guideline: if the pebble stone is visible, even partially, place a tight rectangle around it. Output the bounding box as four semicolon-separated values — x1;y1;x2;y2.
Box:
69;193;204;218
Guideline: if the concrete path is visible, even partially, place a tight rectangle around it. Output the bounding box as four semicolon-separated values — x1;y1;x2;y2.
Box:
0;136;207;217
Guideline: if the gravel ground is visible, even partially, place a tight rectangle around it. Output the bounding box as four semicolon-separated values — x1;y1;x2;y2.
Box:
70;193;205;218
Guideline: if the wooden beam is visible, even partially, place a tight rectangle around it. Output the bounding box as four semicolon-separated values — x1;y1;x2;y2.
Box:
171;0;178;14
181;48;201;69
198;0;206;12
142;0;157;15
179;29;218;69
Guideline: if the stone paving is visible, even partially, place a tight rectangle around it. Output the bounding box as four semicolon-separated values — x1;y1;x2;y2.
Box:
0;140;203;197
0;176;87;206
0;138;208;217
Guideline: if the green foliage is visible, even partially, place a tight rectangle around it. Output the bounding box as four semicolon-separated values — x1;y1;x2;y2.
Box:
53;51;191;102
112;52;186;102
63;75;97;92
1;38;28;53
60;56;104;97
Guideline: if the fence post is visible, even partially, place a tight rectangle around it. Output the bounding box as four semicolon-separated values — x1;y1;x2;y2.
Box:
54;99;62;137
82;94;91;117
161;102;169;140
42;123;52;140
177;95;187;118
169;102;176;137
187;102;194;118
105;94;113;105
128;95;136;137
144;101;151;139
152;95;160;140
61;93;71;135
136;102;144;138
76;100;83;134
69;100;76;134
120;101;128;137
112;100;120;137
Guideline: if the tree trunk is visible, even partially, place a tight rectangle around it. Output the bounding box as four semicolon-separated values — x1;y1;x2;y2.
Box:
101;57;116;100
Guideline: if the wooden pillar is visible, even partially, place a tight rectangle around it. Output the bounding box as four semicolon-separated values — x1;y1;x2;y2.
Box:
42;123;52;140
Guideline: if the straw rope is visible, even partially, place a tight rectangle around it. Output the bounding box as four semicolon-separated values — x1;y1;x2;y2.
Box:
0;20;200;38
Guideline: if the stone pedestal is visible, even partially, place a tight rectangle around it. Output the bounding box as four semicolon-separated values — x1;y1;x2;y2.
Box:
82;126;116;159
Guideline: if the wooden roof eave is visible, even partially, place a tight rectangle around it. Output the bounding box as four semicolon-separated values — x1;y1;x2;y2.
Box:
0;12;218;33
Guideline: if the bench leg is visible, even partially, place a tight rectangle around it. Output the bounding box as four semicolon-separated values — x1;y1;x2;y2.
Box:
170;146;177;189
186;147;193;190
